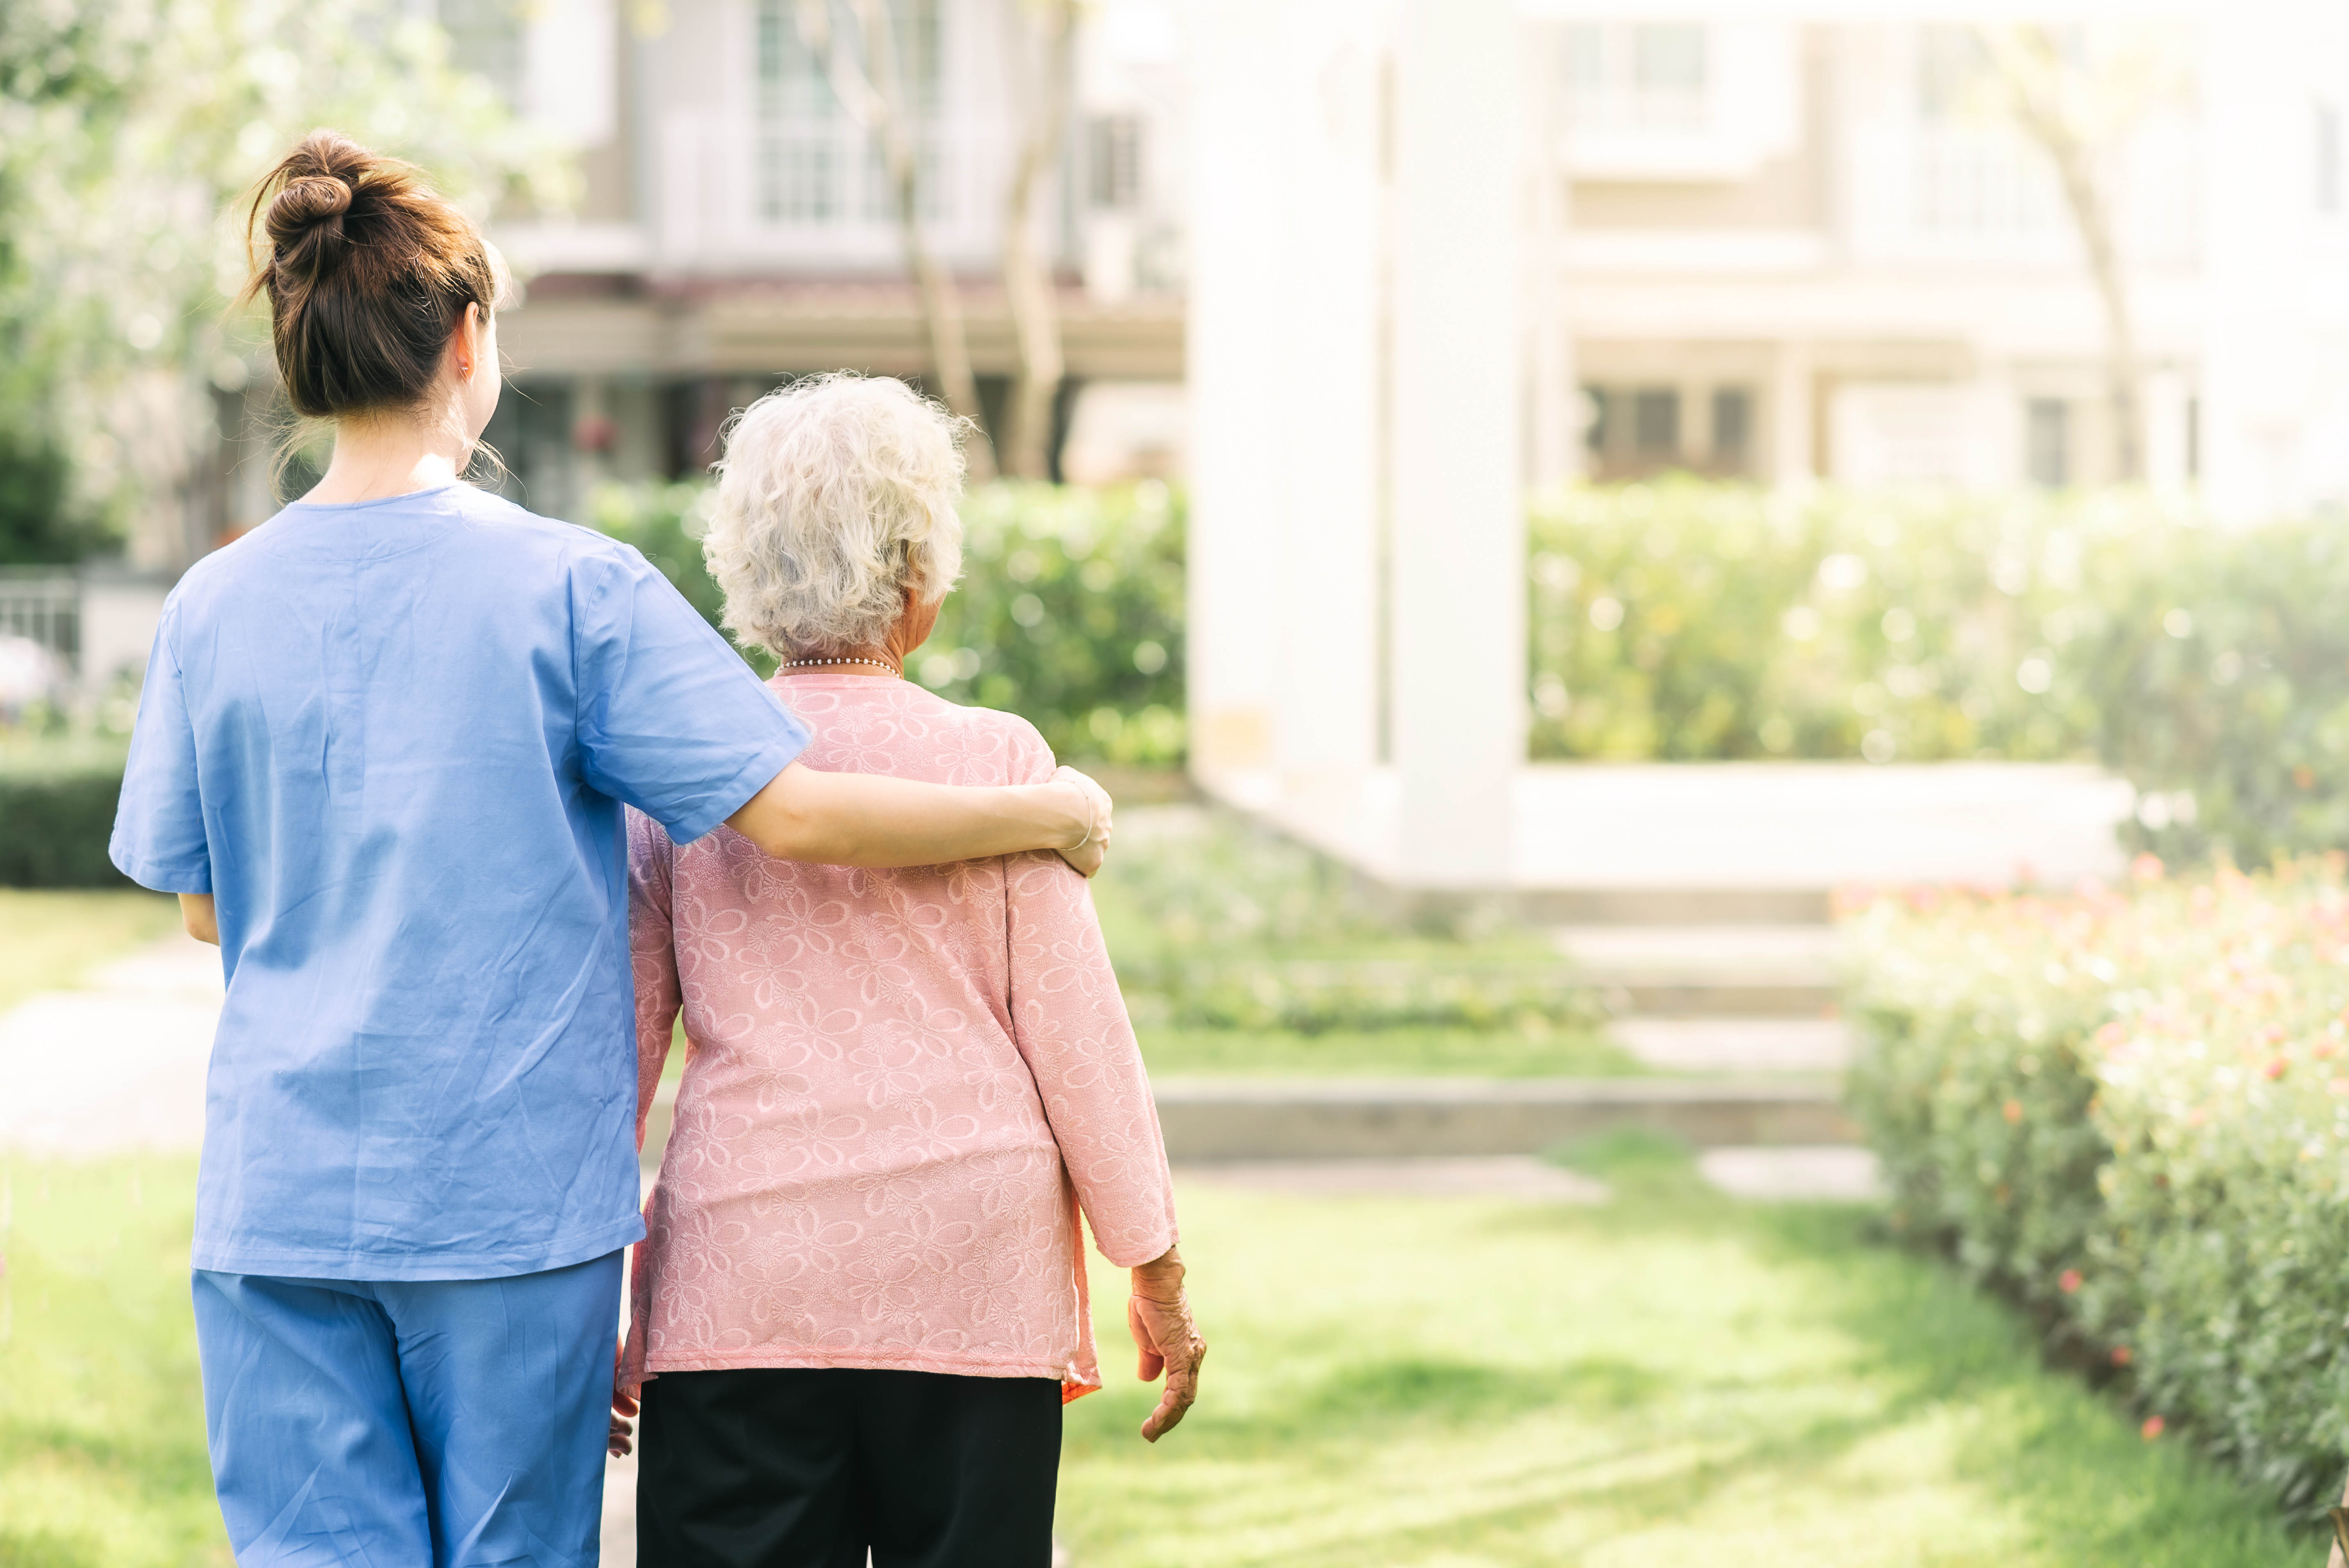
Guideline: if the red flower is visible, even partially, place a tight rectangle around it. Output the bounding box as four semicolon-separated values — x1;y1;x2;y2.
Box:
2003;1099;2024;1125
2141;1415;2165;1440
2059;1269;2083;1294
2111;1346;2133;1366
2265;1058;2290;1080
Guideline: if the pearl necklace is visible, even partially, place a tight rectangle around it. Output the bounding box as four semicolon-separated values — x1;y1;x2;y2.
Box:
781;655;900;676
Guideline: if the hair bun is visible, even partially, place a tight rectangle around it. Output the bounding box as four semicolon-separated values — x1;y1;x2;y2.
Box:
267;174;355;280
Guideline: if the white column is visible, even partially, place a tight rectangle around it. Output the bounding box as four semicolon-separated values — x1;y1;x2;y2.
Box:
1184;0;1285;786
1187;0;1383;797
1388;0;1523;889
1524;26;1578;490
2201;11;2313;523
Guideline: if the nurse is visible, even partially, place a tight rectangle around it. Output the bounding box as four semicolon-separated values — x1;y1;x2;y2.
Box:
108;130;1112;1568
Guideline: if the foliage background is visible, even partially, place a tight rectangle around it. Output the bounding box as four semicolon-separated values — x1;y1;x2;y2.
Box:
589;477;1188;766
1528;482;2349;864
0;0;570;556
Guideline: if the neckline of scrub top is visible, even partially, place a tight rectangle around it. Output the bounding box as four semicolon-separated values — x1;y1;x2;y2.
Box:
281;480;467;511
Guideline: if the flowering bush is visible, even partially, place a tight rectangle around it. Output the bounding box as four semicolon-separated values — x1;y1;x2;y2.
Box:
589;479;1185;766
1846;857;2349;1509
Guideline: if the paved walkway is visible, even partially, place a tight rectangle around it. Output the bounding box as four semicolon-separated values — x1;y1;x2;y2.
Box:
0;931;223;1155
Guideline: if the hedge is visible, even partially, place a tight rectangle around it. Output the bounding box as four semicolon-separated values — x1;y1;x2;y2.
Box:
1529;482;2349;863
1846;858;2349;1512
0;741;129;887
589;478;1186;767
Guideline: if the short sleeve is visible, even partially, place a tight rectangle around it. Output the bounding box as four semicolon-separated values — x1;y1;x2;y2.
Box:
571;547;812;844
109;602;213;894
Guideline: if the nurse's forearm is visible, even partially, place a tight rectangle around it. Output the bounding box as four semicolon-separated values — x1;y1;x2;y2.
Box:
725;761;1109;873
179;893;219;945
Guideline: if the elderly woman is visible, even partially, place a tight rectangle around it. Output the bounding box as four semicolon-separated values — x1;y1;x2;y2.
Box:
617;374;1202;1568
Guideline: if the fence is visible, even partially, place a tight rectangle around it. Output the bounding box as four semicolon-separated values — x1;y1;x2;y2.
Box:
0;570;80;673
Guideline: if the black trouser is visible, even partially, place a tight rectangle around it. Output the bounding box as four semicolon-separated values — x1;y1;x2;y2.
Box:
636;1368;1063;1568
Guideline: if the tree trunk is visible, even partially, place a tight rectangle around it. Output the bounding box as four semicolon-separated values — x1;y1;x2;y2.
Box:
1986;25;2143;484
2036;126;2141;484
997;1;1076;481
805;0;996;479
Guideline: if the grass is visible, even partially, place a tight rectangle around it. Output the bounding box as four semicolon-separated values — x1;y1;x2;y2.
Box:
0;1155;227;1568
0;1148;2306;1568
1136;1024;1642;1077
0;889;180;1015
1091;806;1619;1075
1060;1155;2306;1567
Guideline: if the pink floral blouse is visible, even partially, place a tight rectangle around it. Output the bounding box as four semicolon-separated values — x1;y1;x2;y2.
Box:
619;673;1178;1400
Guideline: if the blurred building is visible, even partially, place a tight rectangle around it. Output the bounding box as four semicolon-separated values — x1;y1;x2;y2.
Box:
479;0;1189;520
191;0;1191;545
1526;13;2349;516
1185;0;2349;891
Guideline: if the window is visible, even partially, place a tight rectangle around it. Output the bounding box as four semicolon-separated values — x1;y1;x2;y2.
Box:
1560;23;1709;131
1712;388;1753;466
1633;25;1706;104
757;0;835;119
755;0;943;228
2319;102;2344;216
2026;398;2069;488
1089;116;1143;210
1633;389;1680;457
1915;26;1989;122
761;141;839;224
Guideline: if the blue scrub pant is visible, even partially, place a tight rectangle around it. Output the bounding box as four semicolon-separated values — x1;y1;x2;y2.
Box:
191;1251;624;1568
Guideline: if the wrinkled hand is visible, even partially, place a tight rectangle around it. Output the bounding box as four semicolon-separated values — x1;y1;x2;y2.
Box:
1053;766;1114;879
609;1341;639;1459
1127;1247;1203;1442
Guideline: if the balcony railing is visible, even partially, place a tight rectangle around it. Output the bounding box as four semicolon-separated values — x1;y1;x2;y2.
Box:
0;570;79;672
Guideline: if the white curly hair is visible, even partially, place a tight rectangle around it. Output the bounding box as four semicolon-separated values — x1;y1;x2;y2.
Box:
703;373;969;657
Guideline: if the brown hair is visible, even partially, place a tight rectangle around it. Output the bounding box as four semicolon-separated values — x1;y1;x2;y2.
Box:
240;130;505;420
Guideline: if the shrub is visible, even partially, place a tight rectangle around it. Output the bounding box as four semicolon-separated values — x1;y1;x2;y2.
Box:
587;479;1186;766
1527;481;2107;764
0;741;129;886
1530;481;2349;862
1846;858;2349;1511
1090;807;1599;1036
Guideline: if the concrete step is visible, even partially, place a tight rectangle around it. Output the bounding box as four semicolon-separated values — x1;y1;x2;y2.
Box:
1151;1075;1853;1159
1557;923;1843;1018
1609;1018;1854;1074
1517;886;1833;926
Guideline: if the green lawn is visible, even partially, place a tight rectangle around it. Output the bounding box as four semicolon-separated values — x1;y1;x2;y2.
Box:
0;1155;225;1568
0;889;180;1015
1062;1155;2306;1567
0;1151;2308;1568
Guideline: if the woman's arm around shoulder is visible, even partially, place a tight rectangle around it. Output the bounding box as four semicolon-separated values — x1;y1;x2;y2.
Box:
725;760;1112;875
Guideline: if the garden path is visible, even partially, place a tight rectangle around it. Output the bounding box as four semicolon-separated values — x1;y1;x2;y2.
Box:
0;929;221;1156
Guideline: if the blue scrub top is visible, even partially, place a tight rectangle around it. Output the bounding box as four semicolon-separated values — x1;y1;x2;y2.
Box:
110;484;810;1280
